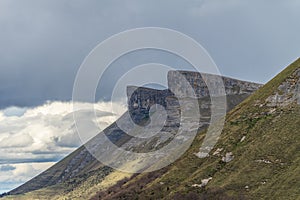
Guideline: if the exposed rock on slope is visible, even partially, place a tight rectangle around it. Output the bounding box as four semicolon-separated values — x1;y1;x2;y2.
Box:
266;68;300;106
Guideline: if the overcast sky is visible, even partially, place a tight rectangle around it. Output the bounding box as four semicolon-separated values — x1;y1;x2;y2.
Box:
1;0;300;194
0;0;300;108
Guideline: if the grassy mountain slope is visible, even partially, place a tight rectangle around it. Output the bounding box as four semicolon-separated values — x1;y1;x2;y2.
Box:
92;58;300;200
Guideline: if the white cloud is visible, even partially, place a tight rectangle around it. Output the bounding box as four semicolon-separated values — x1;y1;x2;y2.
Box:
2;106;27;117
0;101;126;164
0;132;33;148
0;162;55;191
0;100;126;193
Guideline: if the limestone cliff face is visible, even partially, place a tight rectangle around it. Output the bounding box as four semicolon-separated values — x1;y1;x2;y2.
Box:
168;71;261;98
127;71;262;123
126;86;173;124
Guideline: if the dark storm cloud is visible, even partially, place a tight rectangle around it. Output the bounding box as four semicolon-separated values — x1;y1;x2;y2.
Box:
0;0;300;108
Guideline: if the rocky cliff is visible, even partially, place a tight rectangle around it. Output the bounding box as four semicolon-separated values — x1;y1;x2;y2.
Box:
127;70;261;125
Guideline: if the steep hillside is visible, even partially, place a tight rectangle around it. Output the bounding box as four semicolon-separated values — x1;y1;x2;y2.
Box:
91;58;300;200
2;71;261;200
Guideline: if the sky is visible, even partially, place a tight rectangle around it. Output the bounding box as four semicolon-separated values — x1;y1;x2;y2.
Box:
0;0;300;193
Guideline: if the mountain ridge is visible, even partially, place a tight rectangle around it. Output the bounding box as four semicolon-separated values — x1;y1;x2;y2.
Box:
3;70;261;199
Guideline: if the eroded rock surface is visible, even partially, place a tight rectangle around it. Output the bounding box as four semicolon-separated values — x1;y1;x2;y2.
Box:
266;68;300;107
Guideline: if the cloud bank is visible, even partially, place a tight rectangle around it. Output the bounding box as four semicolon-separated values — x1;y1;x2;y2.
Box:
0;100;126;192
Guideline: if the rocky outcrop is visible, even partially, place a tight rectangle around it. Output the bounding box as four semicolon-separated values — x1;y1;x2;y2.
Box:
167;71;261;98
127;70;262;124
266;68;300;107
127;86;174;124
192;177;212;188
222;152;234;163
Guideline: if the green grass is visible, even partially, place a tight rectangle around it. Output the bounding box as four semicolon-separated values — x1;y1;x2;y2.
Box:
91;58;300;200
